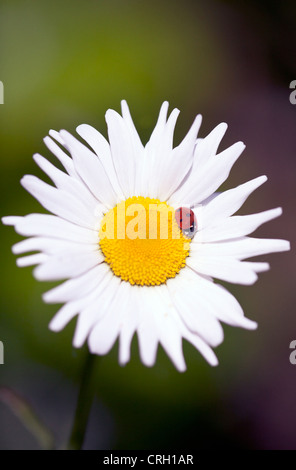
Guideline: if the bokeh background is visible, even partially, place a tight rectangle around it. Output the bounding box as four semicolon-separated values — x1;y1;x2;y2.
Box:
0;0;295;450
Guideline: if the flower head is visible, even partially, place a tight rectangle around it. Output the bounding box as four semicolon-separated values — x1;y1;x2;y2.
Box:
2;101;290;371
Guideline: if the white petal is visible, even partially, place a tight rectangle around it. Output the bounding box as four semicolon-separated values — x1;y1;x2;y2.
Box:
118;294;139;366
33;250;103;281
199;175;268;227
43;136;77;178
159;114;202;201
170;141;245;205
105;109;137;198
49;270;114;332
43;263;110;303
120;100;144;155
159;321;186;372
154;286;187;372
33;153;71;190
184;267;257;328
192;237;291;260
59;130;117;208
120;101;146;197
164;272;220;368
86;279;128;354
138;102;169;197
16;253;49;267
48;129;66;146
192;122;228;170
2;216;23;226
167;276;224;347
187;255;259;285
195;207;282;242
74;274;121;348
49;298;90;332
157;284;218;369
148;108;180;198
134;286;186;371
163;273;219;367
244;261;270;273
141;103;177;198
21;175;97;229
33;154;102;214
145;101;169;150
75;124;124;199
12;237;98;256
8;214;99;244
136;287;159;367
182;330;219;366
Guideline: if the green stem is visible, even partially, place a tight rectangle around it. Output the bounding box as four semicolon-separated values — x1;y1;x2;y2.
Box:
67;352;98;450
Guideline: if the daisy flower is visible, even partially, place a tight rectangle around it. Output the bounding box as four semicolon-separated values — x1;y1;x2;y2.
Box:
2;101;290;372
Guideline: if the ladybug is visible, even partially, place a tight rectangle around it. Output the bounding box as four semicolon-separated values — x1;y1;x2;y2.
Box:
175;207;197;238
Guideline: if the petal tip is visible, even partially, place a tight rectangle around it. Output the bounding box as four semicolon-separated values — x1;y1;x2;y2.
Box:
76;123;89;133
238;141;246;150
219;122;228;131
32;153;42;164
2;216;16;226
211;358;219;367
42;292;53;304
273;207;283;217
283;240;291;252
72;337;83;349
120;99;128;109
20;175;32;188
48;319;61;332
105;108;116;120
248;321;258;330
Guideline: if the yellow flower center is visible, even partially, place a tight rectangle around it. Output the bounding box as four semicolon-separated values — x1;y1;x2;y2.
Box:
99;196;190;286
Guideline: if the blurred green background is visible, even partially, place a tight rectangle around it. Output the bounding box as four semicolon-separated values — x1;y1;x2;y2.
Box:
0;0;295;449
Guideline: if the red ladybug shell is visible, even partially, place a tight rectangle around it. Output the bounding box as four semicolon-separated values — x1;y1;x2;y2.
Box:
175;207;197;231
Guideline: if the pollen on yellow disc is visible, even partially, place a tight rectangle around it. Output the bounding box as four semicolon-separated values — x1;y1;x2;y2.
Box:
99;196;191;286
